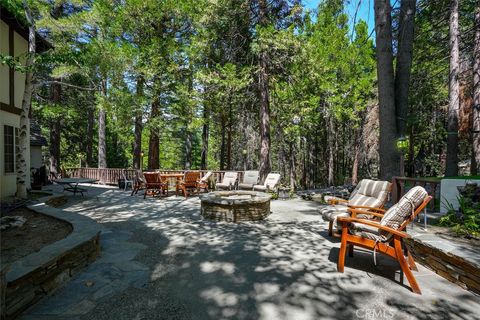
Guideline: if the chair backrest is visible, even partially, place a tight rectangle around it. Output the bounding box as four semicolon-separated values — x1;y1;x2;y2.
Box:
348;179;391;208
200;171;212;182
184;171;201;183
135;170;145;183
242;171;259;185
143;172;160;183
222;172;238;185
379;186;431;238
263;173;280;189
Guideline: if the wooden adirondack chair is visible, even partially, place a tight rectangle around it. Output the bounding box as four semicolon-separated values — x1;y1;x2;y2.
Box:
131;170;146;196
336;186;432;294
143;172;168;199
176;171;201;198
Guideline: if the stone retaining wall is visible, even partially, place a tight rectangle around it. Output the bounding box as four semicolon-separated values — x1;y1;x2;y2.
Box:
2;197;101;319
407;238;480;295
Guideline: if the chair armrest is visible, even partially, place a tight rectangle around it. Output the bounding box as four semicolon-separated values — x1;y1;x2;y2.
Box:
347;208;385;219
337;217;410;239
328;198;348;205
347;205;386;213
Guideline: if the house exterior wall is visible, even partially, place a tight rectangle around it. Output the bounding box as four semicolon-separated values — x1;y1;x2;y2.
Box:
1;19;31;199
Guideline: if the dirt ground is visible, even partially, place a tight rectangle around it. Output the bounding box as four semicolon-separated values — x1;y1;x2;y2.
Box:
1;207;72;267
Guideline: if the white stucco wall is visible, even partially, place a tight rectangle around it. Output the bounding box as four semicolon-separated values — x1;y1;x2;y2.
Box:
0;23;31;199
14;31;27;109
440;178;480;213
0;20;9;105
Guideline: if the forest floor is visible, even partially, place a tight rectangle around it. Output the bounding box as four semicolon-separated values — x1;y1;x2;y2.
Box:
20;184;480;320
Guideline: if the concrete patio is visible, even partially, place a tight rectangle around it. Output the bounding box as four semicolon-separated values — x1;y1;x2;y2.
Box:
22;184;480;320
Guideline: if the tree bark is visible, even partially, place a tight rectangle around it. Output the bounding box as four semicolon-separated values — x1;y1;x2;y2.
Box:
49;82;61;176
472;3;480;175
86;104;94;167
133;77;143;170
97;79;107;168
258;0;271;181
394;0;416;137
148;99;160;170
328;116;335;186
289;142;296;190
445;0;460;176
226;99;233;170
220;116;226;170
201;103;209;170
351;129;360;184
16;1;35;198
374;0;399;181
185;125;192;170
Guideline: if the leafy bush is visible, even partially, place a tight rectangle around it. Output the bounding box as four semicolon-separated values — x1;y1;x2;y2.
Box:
439;184;480;238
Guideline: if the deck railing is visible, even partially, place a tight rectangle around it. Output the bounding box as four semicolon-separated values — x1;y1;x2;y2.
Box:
392;176;440;211
63;167;245;186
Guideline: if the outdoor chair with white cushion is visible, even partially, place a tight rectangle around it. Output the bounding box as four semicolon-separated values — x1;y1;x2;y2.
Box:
253;173;281;193
215;172;238;190
321;179;392;236
198;171;213;192
238;171;260;190
122;169;134;191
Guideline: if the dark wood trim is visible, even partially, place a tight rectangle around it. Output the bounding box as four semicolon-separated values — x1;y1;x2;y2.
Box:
9;24;14;108
0;8;52;52
0;102;21;115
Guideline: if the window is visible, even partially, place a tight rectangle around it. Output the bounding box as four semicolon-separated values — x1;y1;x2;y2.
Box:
4;125;15;173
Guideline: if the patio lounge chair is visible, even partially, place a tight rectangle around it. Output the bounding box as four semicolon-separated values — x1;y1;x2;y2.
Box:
143;172;169;199
198;171;213;192
253;173;281;193
131;170;146;196
215;172;238;190
238;171;260;190
176;171;201;198
321;179;392;236
337;186;432;294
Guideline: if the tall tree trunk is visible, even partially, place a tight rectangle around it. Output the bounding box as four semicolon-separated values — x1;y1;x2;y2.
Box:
472;3;480;175
185;126;192;170
16;1;35;198
374;0;399;181
289;142;296;190
98;79;107;168
133;77;143;170
49;82;61;176
220;116;226;170
445;0;460;176
86;104;94;167
328;116;335;186
226;100;233;170
201;103;209;170
351;129;360;184
148;99;160;170
258;0;271;181
394;0;416;137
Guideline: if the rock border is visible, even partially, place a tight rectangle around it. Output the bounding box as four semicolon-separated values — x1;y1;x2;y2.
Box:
406;235;480;295
2;194;101;319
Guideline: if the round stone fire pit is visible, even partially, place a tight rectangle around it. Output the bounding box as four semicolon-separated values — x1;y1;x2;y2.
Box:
200;191;272;222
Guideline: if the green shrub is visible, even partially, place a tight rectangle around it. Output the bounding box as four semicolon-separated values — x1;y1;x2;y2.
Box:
439;195;480;238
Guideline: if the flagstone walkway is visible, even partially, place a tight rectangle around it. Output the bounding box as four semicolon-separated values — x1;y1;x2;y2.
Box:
21;185;480;320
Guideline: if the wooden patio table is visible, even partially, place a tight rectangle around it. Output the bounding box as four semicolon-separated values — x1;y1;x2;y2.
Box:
159;173;185;192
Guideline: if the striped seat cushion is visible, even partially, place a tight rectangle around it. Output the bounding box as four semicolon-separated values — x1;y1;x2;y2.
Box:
321;205;348;221
349;221;381;241
379;186;427;238
348;179;391;208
